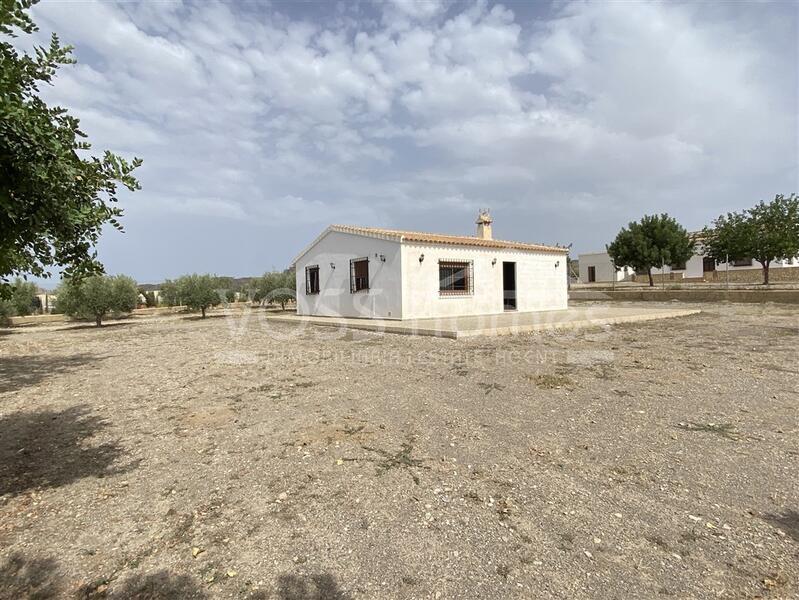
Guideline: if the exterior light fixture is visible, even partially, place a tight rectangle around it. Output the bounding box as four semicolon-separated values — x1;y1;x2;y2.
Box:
555;260;560;268
491;258;497;266
419;253;425;263
330;262;336;269
379;254;386;262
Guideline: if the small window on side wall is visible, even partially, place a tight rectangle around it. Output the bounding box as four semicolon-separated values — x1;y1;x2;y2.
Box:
305;265;320;295
439;260;473;295
350;258;369;293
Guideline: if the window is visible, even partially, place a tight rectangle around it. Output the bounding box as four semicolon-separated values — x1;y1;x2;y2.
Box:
439;260;473;295
305;265;320;295
732;258;753;267
350;258;369;293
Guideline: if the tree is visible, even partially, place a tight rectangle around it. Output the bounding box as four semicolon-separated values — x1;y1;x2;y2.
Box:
0;0;142;295
703;194;799;285
10;277;38;315
56;274;138;326
177;274;220;318
159;280;180;307
607;214;693;287
253;270;295;310
140;290;157;308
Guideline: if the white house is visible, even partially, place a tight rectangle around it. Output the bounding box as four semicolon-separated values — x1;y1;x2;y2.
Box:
292;212;568;320
579;233;799;284
578;251;635;283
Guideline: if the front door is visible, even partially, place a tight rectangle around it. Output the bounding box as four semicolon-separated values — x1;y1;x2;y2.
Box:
587;266;596;282
503;261;517;310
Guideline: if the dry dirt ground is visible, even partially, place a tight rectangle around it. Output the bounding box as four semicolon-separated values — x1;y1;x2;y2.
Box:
0;302;797;600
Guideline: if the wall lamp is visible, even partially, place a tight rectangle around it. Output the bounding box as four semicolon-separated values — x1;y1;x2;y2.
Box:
491;258;497;266
555;260;560;268
330;262;336;270
419;253;425;263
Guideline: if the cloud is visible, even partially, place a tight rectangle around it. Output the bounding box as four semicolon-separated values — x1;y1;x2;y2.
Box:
19;0;797;282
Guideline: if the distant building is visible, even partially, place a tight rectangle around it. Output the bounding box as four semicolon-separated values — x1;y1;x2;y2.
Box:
578;233;799;284
578;252;635;283
292;212;568;320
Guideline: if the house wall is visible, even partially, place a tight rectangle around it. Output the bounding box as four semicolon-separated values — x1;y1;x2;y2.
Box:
294;231;403;319
400;243;567;319
577;252;633;283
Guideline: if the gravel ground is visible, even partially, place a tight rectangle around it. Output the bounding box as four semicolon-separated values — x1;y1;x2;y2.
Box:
0;302;797;599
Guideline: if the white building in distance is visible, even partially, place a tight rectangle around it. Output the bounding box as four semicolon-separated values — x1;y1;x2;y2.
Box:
292;212;568;320
578;233;799;284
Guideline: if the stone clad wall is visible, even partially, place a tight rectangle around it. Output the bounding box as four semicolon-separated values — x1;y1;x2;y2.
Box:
634;266;799;285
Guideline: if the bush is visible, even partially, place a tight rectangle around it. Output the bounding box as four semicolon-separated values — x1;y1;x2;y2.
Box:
56;274;139;326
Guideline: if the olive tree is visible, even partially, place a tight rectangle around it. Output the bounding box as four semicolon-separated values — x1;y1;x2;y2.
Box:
703;194;799;285
177;274;220;318
56;274;138;326
607;214;693;287
253;270;295;310
10;277;38;315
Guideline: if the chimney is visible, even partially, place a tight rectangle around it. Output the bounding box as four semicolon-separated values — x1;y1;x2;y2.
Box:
476;210;493;240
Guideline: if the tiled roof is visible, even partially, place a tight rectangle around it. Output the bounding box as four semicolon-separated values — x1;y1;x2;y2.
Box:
330;225;568;254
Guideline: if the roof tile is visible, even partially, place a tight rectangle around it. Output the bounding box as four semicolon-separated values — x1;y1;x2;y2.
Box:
331;225;568;254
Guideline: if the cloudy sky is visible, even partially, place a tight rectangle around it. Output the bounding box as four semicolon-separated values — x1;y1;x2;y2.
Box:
23;0;799;283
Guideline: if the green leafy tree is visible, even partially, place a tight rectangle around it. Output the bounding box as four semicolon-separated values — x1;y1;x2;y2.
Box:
159;280;180;307
0;0;142;295
177;274;220;318
56;274;138;327
0;297;11;325
10;276;38;315
702;194;799;285
254;270;295;310
607;214;693;287
140;290;157;308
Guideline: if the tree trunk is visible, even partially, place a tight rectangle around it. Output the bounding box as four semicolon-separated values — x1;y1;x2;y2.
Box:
647;268;654;287
201;307;206;318
763;261;770;285
95;315;102;327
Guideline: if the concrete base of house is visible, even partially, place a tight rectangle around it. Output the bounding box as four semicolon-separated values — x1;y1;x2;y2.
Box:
266;306;701;339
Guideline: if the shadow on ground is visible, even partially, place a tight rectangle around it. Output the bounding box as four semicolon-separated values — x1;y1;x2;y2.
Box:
276;573;351;600
60;320;135;332
100;570;209;599
0;553;210;599
764;510;799;543
0;353;105;393
0;405;135;497
0;553;62;600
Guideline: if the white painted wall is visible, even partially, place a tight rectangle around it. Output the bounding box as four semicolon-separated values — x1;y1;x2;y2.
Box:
294;231;403;319
400;243;567;319
578;252;633;282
